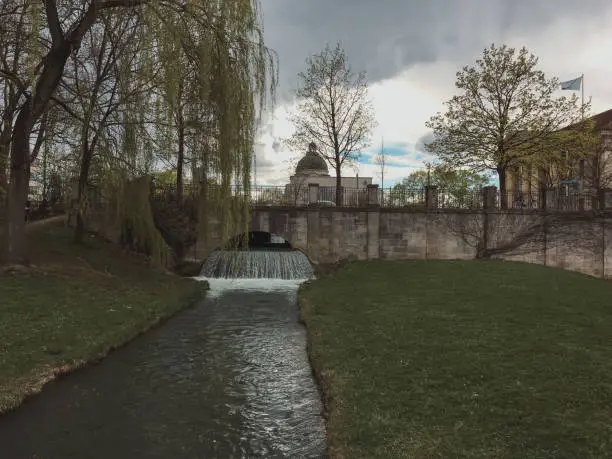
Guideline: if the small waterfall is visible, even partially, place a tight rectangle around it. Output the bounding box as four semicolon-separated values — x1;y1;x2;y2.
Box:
200;250;314;280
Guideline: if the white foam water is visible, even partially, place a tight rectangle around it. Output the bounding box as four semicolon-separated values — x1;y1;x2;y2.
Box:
200;250;314;280
193;277;311;297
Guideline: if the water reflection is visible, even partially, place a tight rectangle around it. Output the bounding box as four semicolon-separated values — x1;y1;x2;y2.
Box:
0;280;326;458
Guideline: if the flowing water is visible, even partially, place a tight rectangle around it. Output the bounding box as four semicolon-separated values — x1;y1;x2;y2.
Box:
201;250;314;280
0;250;326;458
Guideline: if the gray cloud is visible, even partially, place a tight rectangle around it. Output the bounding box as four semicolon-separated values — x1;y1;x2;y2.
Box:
262;0;611;101
414;132;435;152
253;151;277;174
271;139;282;153
253;140;295;184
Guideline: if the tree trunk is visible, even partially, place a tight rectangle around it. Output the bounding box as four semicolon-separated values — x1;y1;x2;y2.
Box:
74;140;93;244
177;123;185;202
476;209;490;259
0;123;12;222
335;163;342;206
498;167;507;210
0;127;11;197
4;109;30;264
1;2;102;263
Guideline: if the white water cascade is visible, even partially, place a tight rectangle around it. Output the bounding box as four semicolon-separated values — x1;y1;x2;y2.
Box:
199;250;314;280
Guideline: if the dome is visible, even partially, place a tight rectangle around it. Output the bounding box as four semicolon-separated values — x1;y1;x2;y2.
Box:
295;142;329;175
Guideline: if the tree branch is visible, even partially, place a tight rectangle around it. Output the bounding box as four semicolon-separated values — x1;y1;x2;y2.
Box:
29;110;49;164
43;0;64;44
99;0;149;9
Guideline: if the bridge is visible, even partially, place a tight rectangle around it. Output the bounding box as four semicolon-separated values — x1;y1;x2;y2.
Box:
190;184;612;279
84;182;612;279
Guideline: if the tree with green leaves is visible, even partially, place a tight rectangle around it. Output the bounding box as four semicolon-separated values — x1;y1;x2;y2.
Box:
391;164;490;208
0;0;277;264
286;43;376;205
400;165;490;190
425;44;598;209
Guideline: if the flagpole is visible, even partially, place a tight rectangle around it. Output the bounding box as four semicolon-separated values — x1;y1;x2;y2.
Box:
581;73;585;120
381;137;384;190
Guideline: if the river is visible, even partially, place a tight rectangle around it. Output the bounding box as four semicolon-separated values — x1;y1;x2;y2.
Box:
0;257;327;458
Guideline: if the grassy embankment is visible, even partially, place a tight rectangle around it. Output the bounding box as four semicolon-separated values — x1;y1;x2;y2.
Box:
0;218;206;415
301;260;612;458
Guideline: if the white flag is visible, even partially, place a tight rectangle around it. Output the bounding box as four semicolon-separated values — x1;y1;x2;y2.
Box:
560;76;582;91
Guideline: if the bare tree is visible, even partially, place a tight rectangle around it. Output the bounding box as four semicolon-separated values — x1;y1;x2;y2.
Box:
56;12;149;242
285;175;308;205
440;210;604;264
0;1;29;205
373;138;387;190
285;43;376;205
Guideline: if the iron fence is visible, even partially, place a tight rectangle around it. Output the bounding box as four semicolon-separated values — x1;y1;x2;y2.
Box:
150;184;372;207
436;189;484;210
381;188;425;208
498;190;601;211
148;183;611;212
499;191;541;210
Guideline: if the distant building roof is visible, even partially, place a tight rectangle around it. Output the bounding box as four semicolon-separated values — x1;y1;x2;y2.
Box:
590;108;612;130
295;142;329;176
558;108;612;132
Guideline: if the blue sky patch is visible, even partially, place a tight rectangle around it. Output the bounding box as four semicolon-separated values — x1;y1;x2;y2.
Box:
358;144;413;165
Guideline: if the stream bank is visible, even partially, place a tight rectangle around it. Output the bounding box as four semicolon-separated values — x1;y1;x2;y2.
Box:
0;224;205;415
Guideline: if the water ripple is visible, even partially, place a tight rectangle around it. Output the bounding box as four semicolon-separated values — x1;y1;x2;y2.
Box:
0;282;326;458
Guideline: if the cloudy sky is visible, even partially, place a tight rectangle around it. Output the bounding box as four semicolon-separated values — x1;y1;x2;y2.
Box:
254;0;612;187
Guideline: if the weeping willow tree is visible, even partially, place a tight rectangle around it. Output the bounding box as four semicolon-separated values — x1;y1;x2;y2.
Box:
0;0;276;265
103;0;277;260
117;175;172;265
138;0;277;255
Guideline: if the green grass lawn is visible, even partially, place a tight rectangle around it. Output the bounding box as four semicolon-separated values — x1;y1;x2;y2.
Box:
300;260;612;459
0;222;205;415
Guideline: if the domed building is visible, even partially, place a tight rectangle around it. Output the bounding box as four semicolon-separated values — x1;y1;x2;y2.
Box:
295;142;330;177
285;142;373;205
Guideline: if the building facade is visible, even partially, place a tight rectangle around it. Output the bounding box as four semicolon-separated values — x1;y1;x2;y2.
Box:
504;108;612;208
285;142;373;205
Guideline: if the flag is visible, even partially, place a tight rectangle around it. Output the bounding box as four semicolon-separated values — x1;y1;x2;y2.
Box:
560;76;582;91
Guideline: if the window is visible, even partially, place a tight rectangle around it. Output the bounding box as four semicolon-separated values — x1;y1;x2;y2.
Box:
514;168;522;192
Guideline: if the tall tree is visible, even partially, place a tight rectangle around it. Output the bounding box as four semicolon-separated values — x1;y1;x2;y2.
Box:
0;1;29;208
150;35;215;201
0;0;277;264
286;43;376;205
425;44;597;209
59;12;150;243
373;139;387;190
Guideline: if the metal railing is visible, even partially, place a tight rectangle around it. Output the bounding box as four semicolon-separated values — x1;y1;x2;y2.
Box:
145;183;611;212
498;190;602;211
381;188;426;208
436;189;484;210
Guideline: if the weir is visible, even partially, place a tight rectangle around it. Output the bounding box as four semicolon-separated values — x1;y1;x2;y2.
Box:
200;249;314;280
200;231;314;280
